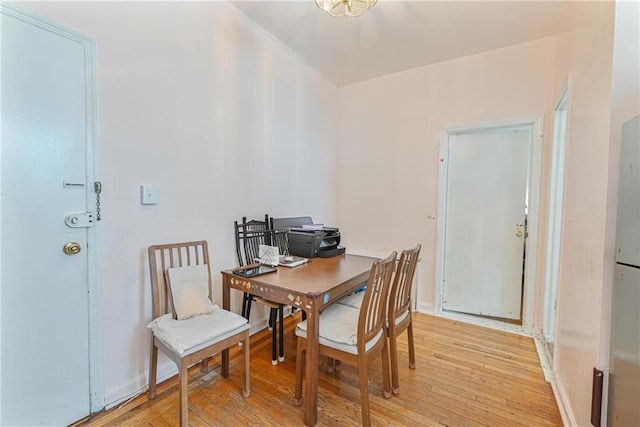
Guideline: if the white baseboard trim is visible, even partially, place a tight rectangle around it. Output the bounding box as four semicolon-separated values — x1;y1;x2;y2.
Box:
533;335;554;382
533;335;576;426
104;359;176;410
550;370;577;426
415;303;434;314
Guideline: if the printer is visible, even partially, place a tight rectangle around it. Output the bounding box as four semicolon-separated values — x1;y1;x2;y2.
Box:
271;216;345;258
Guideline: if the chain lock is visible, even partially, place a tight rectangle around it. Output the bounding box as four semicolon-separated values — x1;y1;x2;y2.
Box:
94;181;102;221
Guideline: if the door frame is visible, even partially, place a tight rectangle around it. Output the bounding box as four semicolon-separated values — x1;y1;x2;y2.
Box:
542;82;570;354
0;3;104;414
435;115;544;334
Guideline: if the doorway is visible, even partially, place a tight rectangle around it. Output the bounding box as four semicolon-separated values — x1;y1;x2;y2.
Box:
1;4;102;424
436;117;543;333
542;88;569;356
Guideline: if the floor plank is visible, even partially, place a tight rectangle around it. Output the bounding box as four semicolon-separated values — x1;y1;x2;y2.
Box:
77;313;562;426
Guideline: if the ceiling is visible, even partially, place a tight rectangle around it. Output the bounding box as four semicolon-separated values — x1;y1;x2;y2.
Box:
231;0;567;87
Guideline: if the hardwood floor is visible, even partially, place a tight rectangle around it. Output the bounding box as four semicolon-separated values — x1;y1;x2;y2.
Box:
80;313;562;426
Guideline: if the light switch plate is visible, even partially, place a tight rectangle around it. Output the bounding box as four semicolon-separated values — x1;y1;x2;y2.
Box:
140;184;158;205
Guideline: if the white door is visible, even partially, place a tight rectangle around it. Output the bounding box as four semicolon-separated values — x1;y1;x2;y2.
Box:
442;126;530;319
1;6;97;425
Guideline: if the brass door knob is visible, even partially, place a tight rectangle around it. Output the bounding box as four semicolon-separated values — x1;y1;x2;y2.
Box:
515;230;523;238
63;242;82;255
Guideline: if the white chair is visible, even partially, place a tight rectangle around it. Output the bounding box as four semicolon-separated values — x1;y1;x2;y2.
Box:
294;251;396;426
147;240;250;427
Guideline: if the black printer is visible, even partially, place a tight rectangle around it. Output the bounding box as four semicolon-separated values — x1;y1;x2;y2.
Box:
271;216;345;258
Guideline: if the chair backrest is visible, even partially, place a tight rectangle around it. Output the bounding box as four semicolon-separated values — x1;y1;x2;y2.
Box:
271;229;290;256
358;251;397;352
234;215;270;266
388;244;421;323
148;240;211;320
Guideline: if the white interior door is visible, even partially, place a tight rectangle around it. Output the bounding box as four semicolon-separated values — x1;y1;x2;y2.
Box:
1;7;94;425
443;126;530;319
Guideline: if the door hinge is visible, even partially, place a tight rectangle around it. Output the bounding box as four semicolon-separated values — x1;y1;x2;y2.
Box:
65;212;94;228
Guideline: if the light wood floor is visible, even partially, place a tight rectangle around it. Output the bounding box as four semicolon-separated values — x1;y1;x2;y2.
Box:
80;313;562;426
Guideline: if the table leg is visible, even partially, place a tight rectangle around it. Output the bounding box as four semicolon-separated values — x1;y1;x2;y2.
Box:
304;304;320;426
221;274;231;377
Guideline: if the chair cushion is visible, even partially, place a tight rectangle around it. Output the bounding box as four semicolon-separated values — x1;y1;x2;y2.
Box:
296;304;384;355
148;307;249;355
336;291;365;309
387;309;411;329
167;264;215;320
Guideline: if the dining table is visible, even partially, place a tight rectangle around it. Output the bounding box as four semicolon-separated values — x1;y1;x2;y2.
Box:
220;253;374;426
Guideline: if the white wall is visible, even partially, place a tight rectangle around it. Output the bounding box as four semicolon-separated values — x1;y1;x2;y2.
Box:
336;37;555;312
550;1;615;425
21;1;338;406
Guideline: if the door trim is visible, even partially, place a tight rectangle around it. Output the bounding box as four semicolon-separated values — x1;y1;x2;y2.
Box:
435;115;544;334
542;79;571;354
1;3;104;414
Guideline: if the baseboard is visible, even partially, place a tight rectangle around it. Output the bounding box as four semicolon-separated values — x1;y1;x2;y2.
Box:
550;370;577;426
532;336;576;426
104;358;177;410
415;302;434;314
533;335;554;382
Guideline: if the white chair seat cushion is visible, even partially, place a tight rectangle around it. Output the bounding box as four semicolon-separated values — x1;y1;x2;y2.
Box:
148;306;249;355
336;291;365;309
387;310;411;328
295;304;383;355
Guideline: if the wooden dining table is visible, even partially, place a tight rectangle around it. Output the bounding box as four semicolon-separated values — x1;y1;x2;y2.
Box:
220;254;374;426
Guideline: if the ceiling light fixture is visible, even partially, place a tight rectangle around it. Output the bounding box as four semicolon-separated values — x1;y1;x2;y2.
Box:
315;0;377;17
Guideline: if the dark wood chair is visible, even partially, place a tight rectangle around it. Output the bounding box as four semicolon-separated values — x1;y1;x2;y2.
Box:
387;244;421;395
234;216;286;364
147;240;250;426
294;251;396;427
234;215;270;319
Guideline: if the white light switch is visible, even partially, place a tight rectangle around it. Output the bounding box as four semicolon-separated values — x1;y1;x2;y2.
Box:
140;184;158;205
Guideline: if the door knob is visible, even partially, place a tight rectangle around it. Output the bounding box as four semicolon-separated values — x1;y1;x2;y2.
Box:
515;230;523;238
63;242;82;255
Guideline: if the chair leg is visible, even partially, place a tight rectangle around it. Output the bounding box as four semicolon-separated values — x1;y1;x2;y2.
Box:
239;297;251;347
148;341;158;399
358;362;371;427
294;338;304;406
278;304;285;362
407;319;416;369
201;357;210;373
178;361;189;427
271;308;277;365
242;330;251;398
245;294;253;320
389;331;400;395
268;307;274;331
327;357;335;373
382;338;392;399
241;292;250;318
